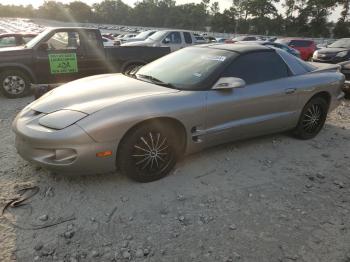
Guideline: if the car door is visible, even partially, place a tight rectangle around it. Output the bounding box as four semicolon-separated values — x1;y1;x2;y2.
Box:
204;51;300;146
33;30;86;84
78;30;108;76
162;31;183;52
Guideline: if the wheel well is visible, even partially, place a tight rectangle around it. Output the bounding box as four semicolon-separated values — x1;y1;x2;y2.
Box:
309;91;331;105
118;117;187;156
0;67;34;82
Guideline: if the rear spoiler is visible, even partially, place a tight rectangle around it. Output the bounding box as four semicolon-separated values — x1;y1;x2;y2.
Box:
308;62;341;73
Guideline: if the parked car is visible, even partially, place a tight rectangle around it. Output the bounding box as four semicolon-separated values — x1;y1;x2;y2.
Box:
0;27;170;98
102;36;116;47
121;30;157;44
312;38;350;64
238;41;301;58
276;38;316;61
13;44;345;182
121;30;198;52
115;34;137;45
216;38;228;43
338;61;350;98
194;35;207;44
205;36;217;43
225;35;259;44
0;32;37;48
102;33;114;40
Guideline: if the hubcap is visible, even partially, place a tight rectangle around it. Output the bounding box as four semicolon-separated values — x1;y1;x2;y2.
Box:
132;132;171;174
3;75;26;95
302;104;323;133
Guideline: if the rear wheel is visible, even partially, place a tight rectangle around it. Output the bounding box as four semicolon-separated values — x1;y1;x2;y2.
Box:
293;97;329;140
0;70;31;98
117;123;182;182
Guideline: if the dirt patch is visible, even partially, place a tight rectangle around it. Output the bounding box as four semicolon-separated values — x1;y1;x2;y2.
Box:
1;96;350;262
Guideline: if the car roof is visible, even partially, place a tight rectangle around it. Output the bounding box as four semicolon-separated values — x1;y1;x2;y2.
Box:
0;32;37;37
281;38;314;42
199;43;273;54
158;29;193;33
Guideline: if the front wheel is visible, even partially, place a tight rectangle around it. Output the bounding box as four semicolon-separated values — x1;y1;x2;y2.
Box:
117;123;181;182
293;97;329;140
0;70;31;98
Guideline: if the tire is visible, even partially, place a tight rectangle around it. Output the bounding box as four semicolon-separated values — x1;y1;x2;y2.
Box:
293;97;329;140
0;69;31;98
117;122;182;182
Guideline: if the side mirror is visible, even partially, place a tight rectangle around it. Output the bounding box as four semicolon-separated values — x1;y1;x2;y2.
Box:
212;77;246;90
163;37;170;44
38;42;48;51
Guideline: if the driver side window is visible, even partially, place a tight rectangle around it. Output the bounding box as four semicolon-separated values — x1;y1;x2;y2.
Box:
164;32;182;44
222;51;290;85
47;32;80;50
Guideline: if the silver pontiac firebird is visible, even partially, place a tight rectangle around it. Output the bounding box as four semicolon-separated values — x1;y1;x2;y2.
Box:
13;44;345;182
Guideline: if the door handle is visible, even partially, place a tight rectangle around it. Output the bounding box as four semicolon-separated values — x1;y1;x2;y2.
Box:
285;88;296;94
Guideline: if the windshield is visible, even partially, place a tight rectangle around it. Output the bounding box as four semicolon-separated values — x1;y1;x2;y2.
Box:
25;28;51;48
136;30;155;39
275;39;289;45
328;38;350;48
135;47;236;90
147;31;167;42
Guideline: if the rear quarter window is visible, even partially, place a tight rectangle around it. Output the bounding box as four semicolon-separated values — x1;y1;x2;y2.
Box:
276;49;316;75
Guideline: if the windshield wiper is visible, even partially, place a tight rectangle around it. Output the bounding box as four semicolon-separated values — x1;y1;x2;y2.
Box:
136;74;175;88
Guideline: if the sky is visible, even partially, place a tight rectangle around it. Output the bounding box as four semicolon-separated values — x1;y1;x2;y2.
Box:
1;0;341;21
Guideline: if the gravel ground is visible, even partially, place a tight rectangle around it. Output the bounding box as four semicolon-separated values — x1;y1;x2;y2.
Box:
0;96;350;262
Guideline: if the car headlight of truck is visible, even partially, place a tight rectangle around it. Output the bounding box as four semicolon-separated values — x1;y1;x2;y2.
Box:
336;51;348;57
39;110;87;130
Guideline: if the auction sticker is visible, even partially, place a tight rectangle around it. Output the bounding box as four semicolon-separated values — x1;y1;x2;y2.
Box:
48;53;78;74
201;55;226;62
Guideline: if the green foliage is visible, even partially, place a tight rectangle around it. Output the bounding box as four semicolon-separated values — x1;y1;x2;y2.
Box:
0;0;348;37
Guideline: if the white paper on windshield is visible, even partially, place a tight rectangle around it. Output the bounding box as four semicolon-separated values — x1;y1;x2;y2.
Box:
201;55;226;62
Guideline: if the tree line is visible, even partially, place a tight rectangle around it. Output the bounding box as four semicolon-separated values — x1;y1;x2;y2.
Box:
0;0;349;38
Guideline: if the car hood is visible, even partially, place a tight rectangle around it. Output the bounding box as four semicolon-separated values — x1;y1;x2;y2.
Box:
30;74;179;114
0;46;32;56
318;47;348;54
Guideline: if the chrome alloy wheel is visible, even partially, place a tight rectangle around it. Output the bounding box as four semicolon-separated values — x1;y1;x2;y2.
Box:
132;132;171;173
302;104;323;133
3;75;26;95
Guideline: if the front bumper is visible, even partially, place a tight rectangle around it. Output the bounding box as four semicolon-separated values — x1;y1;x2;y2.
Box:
13;109;118;175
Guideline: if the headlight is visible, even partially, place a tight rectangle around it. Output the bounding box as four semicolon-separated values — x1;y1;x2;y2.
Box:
39;110;87;130
313;50;318;58
336;51;348;57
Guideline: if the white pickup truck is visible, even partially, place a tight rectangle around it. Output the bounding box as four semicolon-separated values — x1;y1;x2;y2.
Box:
121;30;198;52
